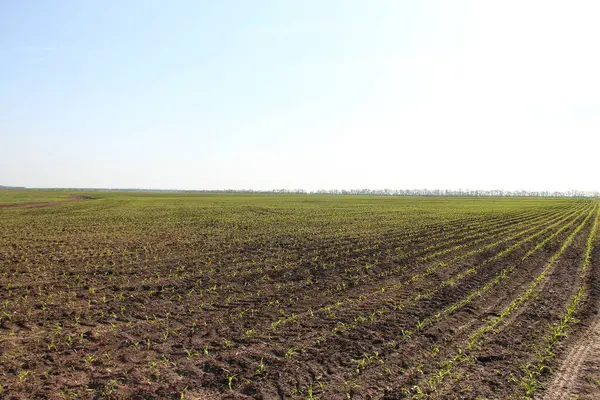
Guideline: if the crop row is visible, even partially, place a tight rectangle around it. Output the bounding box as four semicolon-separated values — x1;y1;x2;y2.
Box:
410;204;596;399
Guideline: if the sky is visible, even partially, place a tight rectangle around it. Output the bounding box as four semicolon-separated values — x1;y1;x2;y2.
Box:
1;1;599;191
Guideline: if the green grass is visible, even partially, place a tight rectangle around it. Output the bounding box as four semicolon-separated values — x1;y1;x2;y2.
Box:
0;189;74;204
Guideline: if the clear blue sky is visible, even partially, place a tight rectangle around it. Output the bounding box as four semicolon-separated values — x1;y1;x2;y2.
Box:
2;1;599;191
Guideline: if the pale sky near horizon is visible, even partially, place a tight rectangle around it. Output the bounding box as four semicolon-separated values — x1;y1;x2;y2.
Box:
1;1;599;191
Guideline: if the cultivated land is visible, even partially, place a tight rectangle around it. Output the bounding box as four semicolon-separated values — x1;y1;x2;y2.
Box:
1;192;599;399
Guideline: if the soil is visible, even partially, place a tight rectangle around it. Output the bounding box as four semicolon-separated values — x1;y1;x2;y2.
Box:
0;194;95;209
0;198;598;399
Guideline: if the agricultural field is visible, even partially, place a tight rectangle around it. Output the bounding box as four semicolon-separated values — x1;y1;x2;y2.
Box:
1;192;599;399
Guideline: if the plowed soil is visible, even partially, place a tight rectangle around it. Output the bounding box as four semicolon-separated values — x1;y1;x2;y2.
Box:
0;194;598;399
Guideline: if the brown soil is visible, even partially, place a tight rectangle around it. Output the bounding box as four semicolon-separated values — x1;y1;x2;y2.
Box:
0;199;598;399
542;239;600;400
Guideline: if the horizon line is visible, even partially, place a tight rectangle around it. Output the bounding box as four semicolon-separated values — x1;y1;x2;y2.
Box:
2;185;599;198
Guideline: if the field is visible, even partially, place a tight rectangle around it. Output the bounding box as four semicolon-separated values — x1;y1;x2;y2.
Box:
1;192;600;399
